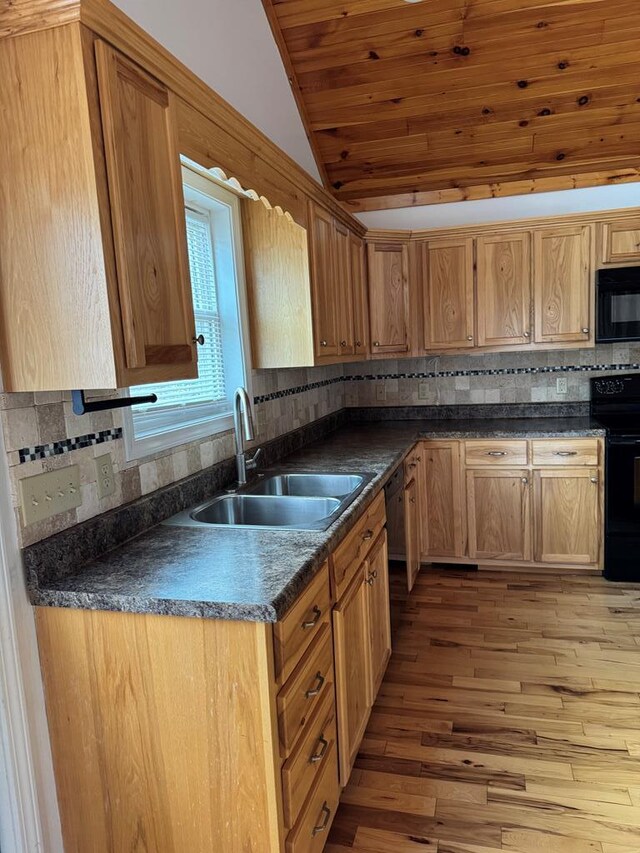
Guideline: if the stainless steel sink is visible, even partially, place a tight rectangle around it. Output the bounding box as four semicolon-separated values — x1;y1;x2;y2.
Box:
165;493;343;531
248;472;366;499
163;470;375;531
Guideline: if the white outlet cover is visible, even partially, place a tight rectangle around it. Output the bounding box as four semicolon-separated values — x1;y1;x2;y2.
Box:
95;453;116;499
376;384;386;402
418;382;429;400
556;377;568;395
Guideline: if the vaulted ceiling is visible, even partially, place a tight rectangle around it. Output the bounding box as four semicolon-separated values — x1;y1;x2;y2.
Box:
262;0;640;210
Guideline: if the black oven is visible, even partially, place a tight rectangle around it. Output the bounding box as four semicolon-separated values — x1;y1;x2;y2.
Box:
597;267;640;342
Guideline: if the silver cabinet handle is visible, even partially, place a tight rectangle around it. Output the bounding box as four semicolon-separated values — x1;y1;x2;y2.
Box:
555;451;577;457
301;605;322;630
362;529;374;541
365;576;374;586
309;734;329;764
591;477;599;484
467;336;473;341
521;478;529;485
305;671;325;699
320;340;328;347
373;341;380;347
312;802;331;836
582;328;590;334
487;451;507;457
523;330;530;338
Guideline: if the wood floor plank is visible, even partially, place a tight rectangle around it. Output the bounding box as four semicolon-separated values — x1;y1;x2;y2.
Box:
329;568;640;851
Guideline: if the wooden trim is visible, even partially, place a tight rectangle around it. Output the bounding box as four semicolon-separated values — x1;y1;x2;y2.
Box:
342;169;640;213
0;0;80;38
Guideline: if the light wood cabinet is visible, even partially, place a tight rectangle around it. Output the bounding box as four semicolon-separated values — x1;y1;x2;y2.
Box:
367;241;410;355
333;565;372;786
335;223;355;356
467;468;532;562
309;202;341;359
533;225;593;345
534;468;602;565
404;475;421;592
420;440;466;560
365;530;392;701
0;27;199;390
476;232;532;348
600;218;640;265
350;232;369;357
422;237;475;350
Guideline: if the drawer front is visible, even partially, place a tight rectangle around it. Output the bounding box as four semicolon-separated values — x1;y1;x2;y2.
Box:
465;440;528;466
274;563;331;685
282;687;337;829
332;491;385;600
277;623;334;754
404;445;422;483
532;439;600;467
285;740;339;853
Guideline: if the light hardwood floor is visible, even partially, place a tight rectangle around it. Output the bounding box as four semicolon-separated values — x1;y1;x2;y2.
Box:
327;566;640;852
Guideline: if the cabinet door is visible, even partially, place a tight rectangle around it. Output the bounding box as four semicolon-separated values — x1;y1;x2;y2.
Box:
601;218;640;264
367;242;410;355
423;237;475;350
467;469;532;562
308;203;340;358
477;232;532;348
404;477;420;592
366;530;392;702
333;567;372;786
420;441;465;559
95;41;197;379
350;233;369;357
334;224;355;356
533;225;592;345
534;468;602;565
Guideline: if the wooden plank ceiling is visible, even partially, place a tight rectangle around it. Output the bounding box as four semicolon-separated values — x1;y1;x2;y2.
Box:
262;0;640;210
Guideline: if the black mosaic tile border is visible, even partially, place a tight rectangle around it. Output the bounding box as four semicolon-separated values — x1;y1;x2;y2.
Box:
344;362;640;381
19;428;123;464
253;376;343;404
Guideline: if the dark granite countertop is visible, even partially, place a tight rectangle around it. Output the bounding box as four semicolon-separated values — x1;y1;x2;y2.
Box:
28;417;605;623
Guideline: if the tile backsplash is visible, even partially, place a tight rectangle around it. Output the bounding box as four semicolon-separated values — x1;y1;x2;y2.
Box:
3;344;639;547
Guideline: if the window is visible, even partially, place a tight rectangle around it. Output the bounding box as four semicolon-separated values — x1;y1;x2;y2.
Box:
123;166;251;459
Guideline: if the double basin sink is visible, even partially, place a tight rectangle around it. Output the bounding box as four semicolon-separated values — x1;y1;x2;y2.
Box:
164;472;374;532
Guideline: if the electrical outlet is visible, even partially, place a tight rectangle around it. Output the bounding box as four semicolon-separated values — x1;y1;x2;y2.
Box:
376;383;386;402
20;465;81;526
418;382;429;400
95;453;116;499
556;377;568;395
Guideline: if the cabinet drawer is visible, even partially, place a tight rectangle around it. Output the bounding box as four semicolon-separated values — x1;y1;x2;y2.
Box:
282;687;337;830
532;439;600;467
285;739;339;853
464;440;528;466
274;563;331;685
277;622;334;754
331;491;385;600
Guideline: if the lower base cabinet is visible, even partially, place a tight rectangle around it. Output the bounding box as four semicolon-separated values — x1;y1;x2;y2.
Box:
420;438;604;571
366;530;392;701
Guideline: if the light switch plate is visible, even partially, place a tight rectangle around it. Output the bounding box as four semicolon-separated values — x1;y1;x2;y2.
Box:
20;465;81;526
556;377;568;395
376;384;386;402
95;453;116;499
418;382;429;400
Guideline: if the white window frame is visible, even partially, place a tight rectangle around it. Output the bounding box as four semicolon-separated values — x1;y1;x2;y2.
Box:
123;165;252;461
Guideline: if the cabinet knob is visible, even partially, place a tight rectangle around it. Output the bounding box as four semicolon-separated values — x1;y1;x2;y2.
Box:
340;340;348;347
365;576;375;586
373;341;380;347
521;478;529;485
582;328;590;335
192;334;205;345
356;340;362;347
591;477;599;484
320;340;328;347
467;336;473;342
523;330;530;338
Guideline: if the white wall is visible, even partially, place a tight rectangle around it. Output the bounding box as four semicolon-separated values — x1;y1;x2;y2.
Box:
112;0;321;183
357;183;640;231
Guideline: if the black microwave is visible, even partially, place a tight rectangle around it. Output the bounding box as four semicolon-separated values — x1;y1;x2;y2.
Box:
597;267;640;343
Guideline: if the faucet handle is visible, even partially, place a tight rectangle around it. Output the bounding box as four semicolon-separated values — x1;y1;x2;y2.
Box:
246;447;263;471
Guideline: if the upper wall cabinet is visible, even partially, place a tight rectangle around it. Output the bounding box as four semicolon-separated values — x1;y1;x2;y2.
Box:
0;26;199;392
533;225;593;346
476;232;532;349
367;242;410;355
422;237;475;350
243;198;367;368
600;218;640;265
